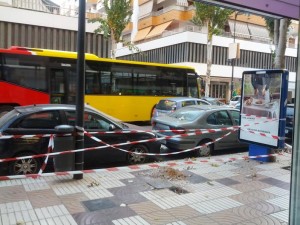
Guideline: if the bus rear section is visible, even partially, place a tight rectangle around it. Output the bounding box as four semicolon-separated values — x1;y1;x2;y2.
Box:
0;51;50;114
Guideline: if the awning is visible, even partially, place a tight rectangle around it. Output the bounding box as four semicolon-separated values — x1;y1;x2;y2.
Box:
247;24;270;41
145;21;173;39
228;20;251;39
133;27;152;42
176;0;188;7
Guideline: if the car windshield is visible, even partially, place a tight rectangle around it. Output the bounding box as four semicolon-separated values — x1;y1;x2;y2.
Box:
169;108;204;121
156;100;176;110
0;109;18;128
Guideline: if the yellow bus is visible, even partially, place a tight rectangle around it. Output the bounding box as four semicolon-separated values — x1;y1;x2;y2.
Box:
0;46;200;122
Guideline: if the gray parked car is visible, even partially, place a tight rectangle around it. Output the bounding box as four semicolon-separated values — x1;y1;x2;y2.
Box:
152;105;248;157
152;97;210;121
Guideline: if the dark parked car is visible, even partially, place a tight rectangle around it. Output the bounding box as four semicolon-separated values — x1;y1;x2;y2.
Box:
285;103;294;143
151;97;210;121
0;104;161;175
152;105;248;157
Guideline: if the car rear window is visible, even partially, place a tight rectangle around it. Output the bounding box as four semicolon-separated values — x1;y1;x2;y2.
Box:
169;108;204;121
0;109;18;128
156;100;176;110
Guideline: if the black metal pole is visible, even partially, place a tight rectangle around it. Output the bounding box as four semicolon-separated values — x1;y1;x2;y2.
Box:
74;0;86;180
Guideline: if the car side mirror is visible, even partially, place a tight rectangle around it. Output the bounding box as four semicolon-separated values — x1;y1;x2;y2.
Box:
109;124;116;131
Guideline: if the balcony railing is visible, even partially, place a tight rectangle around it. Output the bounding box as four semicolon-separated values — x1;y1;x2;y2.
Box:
8;0;101;19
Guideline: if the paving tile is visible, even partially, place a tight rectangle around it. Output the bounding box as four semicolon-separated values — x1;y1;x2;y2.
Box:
231;181;272;192
182;215;220;225
73;205;137;225
59;193;88;214
270;209;289;223
229;174;264;184
247;201;283;215
0;186;28;203
215;177;240;186
82;198;117;212
190;197;243;214
109;181;152;196
262;186;290;196
27;189;62;208
0;200;33;214
142;177;174;189
231;205;265;220
238;214;288;225
206;208;247;225
129;201;163;215
139;210;177;225
182;171;210;184
267;195;290;210
111;192;148;205
259;177;290;190
245;190;278;201
229;192;262;204
166;205;204;220
112;215;151;225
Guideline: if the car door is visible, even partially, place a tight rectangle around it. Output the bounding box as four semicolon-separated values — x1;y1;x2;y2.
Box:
206;110;236;149
64;110;128;167
2;110;61;158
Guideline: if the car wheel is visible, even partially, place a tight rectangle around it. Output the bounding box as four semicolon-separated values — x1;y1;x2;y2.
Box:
127;144;149;164
9;152;41;175
196;140;213;157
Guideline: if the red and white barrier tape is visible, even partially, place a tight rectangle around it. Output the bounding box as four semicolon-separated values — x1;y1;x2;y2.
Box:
0;150;290;181
37;134;54;175
0;116;280;140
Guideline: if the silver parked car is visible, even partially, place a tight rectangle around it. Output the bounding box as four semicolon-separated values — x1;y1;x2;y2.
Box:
152;105;248;157
152;97;210;121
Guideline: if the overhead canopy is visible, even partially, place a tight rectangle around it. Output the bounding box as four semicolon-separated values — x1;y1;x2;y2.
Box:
146;21;173;39
196;0;299;19
133;27;152;42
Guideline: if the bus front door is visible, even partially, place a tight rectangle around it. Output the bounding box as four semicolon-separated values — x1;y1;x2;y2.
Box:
50;69;76;104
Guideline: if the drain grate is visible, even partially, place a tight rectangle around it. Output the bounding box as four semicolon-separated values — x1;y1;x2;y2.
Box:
282;166;291;171
169;186;189;195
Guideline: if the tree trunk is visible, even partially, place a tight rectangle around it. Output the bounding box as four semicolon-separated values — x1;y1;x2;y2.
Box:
110;30;116;59
274;18;288;69
205;23;213;97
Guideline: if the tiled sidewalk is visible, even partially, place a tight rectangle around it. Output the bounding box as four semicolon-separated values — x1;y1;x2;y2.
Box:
0;152;291;225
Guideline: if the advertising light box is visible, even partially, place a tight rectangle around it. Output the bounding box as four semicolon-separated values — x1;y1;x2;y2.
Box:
239;70;289;148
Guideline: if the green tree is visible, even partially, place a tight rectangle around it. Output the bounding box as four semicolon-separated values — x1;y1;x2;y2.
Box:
89;0;132;58
191;2;233;97
265;18;291;69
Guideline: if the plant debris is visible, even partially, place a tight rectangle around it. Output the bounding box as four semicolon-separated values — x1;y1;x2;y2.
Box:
148;167;187;180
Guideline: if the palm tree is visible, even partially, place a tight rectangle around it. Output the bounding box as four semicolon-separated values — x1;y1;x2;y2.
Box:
191;2;233;97
265;18;291;69
89;0;132;58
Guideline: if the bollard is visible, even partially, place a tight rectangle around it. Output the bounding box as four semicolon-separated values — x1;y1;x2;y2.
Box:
53;125;75;172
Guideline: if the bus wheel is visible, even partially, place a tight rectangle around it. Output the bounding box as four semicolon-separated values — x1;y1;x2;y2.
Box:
0;105;14;117
127;145;149;164
196;140;213;157
9;152;41;175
